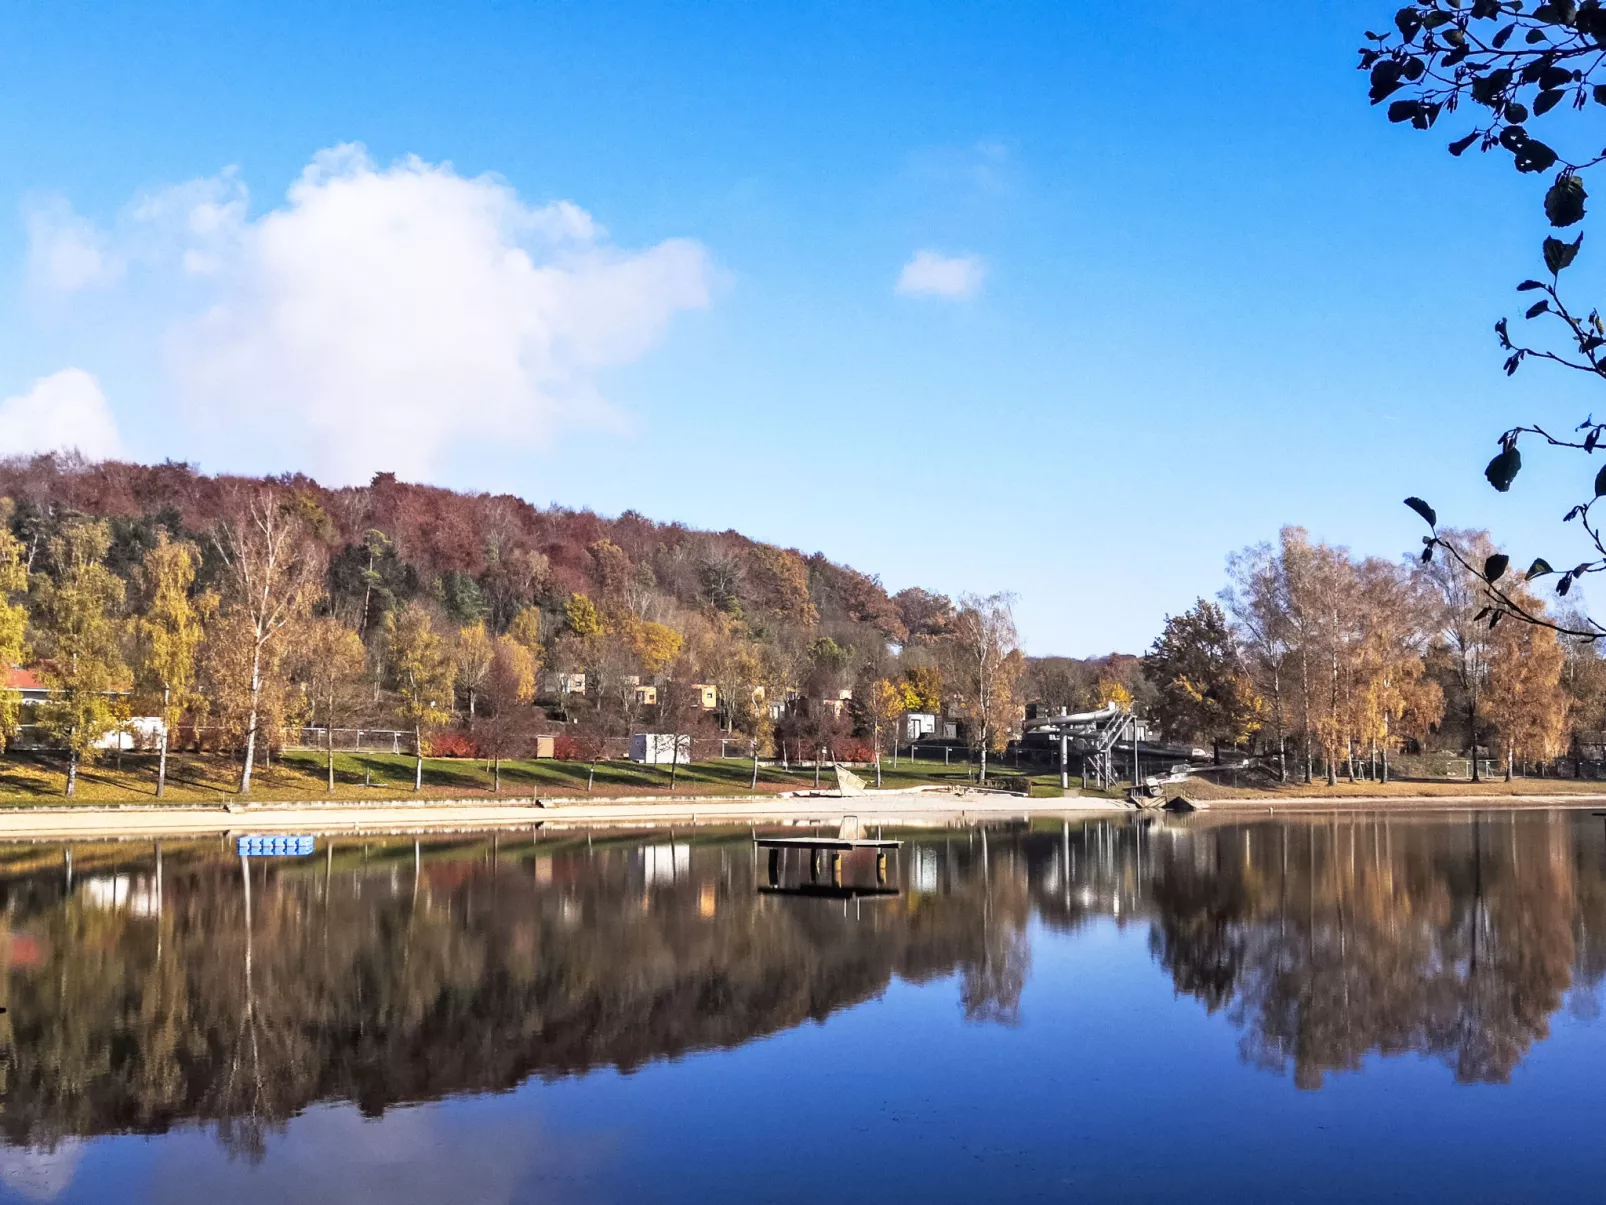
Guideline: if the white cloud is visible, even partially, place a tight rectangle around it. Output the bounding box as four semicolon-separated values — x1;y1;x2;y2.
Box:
895;249;986;300
26;199;122;293
26;144;715;484
0;369;123;461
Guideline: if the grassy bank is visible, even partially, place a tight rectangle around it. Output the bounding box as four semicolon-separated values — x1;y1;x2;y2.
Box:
0;749;1091;805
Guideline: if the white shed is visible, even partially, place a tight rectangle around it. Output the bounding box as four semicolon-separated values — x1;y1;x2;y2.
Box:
629;733;692;764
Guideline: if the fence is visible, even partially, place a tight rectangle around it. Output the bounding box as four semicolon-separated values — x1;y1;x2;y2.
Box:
284;728;414;754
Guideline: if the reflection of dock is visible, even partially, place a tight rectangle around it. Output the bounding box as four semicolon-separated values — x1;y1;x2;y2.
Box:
754;836;900;850
759;884;901;900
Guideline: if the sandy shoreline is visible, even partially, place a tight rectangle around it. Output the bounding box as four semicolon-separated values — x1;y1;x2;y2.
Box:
0;788;1601;839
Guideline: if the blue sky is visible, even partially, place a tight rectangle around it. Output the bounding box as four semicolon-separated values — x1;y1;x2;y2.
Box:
0;1;1598;655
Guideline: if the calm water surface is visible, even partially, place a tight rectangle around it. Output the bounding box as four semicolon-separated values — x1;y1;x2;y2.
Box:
0;811;1603;1203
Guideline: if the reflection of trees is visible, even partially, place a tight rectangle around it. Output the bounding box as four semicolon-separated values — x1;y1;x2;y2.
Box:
0;834;1022;1150
1139;813;1597;1089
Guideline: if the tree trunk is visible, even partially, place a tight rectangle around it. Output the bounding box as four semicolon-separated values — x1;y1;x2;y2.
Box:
65;749;78;798
155;685;170;799
414;724;424;791
240;640;264;794
1469;696;1481;783
1506;744;1514;782
979;741;988;785
493;756;501;793
669;735;680;792
327;722;336;793
587;762;596;792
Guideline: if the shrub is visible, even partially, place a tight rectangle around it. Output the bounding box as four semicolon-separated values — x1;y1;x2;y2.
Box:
552;733;581;760
426;730;483;759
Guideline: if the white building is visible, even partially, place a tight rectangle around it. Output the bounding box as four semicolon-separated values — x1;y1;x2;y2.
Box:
629;733;692;764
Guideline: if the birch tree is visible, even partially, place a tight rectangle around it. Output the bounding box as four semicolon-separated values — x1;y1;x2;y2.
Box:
1417;529;1498;781
385;602;454;791
452;621;494;719
476;634;536;793
295;616;367;793
212;491;323;793
950;593;1022;784
1224;541;1296;780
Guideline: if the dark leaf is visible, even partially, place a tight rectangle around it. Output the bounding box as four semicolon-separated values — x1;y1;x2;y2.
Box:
1485;553;1511;582
1423;10;1453;28
1421;545;1434;563
1535;89;1567;116
1389;99;1422;123
1545;174;1588;227
1396;7;1423;37
1403;56;1427;82
1528;558;1556;579
1490;610;1504;628
1596;83;1606;105
1494;23;1515;48
1413;102;1442;130
1528;299;1552;317
1474;606;1493;622
1450;130;1480;155
1517;279;1546;290
1540;66;1576;91
1404;496;1438;526
1486;444;1523;491
1528;26;1550;42
1589;429;1601;452
1544;232;1584;272
1516;138;1560;172
1371;78;1407;103
1594;461;1606;495
1561;573;1575;595
1506;102;1530;122
1565;505;1585;521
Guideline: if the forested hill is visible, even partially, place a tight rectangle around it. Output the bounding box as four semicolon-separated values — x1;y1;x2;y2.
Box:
0;454;948;652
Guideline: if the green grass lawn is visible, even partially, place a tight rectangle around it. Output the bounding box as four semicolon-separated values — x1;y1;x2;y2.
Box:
0;748;1093;804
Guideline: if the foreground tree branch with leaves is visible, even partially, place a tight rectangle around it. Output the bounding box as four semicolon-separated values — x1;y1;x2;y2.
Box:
1367;1;1606;635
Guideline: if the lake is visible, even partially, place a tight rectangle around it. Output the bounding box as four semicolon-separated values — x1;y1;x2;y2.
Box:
0;810;1603;1203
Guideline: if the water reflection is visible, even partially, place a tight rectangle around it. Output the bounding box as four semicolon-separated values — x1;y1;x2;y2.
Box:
0;828;1025;1157
0;811;1601;1168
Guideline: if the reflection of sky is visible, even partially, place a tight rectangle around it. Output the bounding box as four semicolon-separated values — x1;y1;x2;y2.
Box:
0;1141;83;1202
0;1096;607;1205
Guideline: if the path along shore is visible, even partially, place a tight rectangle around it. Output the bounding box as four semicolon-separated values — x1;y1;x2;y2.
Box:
0;787;1603;840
